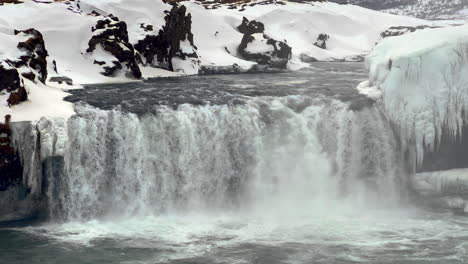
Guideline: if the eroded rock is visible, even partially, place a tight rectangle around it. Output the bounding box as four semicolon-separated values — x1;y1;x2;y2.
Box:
86;15;142;79
237;17;291;69
314;33;329;49
134;4;200;74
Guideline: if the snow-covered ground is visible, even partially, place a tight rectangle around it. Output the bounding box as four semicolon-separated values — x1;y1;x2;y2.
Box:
0;0;430;121
365;24;468;167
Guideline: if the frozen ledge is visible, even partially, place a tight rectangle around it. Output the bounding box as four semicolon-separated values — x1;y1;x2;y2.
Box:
366;24;468;168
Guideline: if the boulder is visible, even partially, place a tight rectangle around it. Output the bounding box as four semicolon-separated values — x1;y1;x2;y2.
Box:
314;33;329;49
237;17;291;69
134;4;200;73
86;15;142;79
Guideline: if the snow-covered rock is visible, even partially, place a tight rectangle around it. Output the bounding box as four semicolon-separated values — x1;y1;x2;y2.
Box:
366;25;468;167
86;15;142;79
134;4;200;75
237;17;291;69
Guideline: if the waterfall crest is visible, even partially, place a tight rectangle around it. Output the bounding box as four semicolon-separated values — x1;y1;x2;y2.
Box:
38;97;406;221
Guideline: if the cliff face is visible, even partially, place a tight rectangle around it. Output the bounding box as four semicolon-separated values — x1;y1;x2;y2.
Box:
0;116;22;191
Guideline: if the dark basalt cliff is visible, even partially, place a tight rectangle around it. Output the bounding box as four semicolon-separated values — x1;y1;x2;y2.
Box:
0;115;23;192
87;15;142;79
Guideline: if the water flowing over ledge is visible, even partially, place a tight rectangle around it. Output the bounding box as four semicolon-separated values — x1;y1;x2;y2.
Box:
8;96;405;222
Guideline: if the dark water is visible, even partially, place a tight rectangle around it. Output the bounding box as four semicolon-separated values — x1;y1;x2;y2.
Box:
65;62;371;115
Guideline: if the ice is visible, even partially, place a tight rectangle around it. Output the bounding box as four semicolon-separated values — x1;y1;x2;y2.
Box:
367;24;468;168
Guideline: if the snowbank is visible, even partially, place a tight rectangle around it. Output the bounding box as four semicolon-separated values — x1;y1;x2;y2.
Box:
367;24;468;167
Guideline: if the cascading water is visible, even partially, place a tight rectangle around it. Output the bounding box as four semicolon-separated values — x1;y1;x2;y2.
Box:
5;66;468;264
41;95;406;222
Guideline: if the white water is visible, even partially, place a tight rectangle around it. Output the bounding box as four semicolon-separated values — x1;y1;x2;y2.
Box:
38;96;405;222
13;96;468;263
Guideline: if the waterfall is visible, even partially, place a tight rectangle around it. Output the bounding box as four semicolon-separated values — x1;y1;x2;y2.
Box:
38;96;406;221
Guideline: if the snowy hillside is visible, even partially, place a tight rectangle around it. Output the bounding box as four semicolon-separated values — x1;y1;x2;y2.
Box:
365;24;468;167
347;0;468;20
0;0;429;121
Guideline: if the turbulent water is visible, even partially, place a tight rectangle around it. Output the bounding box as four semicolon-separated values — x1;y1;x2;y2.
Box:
2;63;468;263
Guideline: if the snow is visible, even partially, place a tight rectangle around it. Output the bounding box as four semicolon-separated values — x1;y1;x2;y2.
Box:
366;24;468;167
0;79;74;122
245;33;274;53
0;0;429;121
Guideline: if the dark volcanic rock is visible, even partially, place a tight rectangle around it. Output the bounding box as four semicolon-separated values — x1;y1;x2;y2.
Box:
314;33;329;49
0;28;50;106
87;15;142;78
0;64;27;106
49;76;73;86
14;28;49;83
237;17;291;69
134;4;199;73
237;16;265;35
0;115;23;192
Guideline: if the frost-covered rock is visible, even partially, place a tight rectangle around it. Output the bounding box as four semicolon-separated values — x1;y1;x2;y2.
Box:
86;15;142;79
367;25;468;168
237;17;291;69
134;4;200;74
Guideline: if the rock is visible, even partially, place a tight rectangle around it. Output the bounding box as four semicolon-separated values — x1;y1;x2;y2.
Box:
0;64;22;92
86;15;142;79
0;64;27;106
14;28;49;83
134;4;200;73
314;33;329;49
237;17;265;35
49;76;73;86
299;54;318;63
237;18;292;69
0;115;23;192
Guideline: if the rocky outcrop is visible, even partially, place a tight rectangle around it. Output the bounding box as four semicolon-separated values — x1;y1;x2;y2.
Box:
0;115;23;192
13;28;49;83
134;4;200;74
0;64;26;107
237;17;292;69
314;33;329;49
0;28;50;106
86;15;142;79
